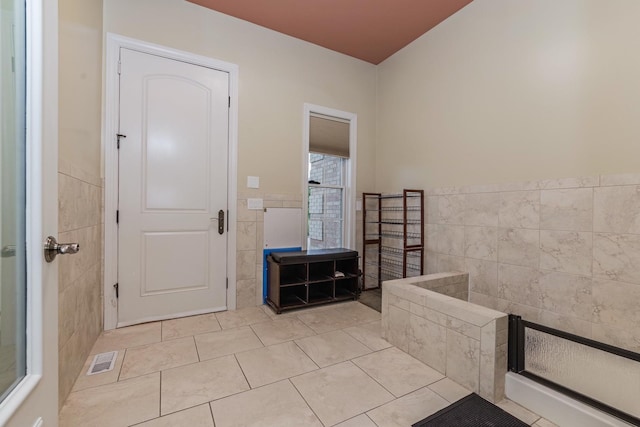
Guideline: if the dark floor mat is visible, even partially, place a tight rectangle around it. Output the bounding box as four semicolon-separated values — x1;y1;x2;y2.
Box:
413;393;529;427
358;288;381;312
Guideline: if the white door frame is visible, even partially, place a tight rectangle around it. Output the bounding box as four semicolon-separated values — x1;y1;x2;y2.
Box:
302;103;357;250
103;33;239;330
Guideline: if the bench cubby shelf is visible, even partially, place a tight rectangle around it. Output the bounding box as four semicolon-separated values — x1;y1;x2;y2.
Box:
267;248;360;314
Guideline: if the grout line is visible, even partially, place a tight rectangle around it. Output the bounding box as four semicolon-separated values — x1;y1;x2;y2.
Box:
233;353;252;389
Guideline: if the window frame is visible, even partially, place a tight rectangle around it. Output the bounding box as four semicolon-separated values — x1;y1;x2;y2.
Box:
302;104;357;250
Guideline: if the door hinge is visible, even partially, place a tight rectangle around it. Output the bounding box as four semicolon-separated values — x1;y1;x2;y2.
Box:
226;278;229;289
117;60;121;75
228;96;230;108
116;210;119;224
116;133;126;149
114;283;119;298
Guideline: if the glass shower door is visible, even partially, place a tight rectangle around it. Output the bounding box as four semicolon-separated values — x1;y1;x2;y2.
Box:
0;0;27;403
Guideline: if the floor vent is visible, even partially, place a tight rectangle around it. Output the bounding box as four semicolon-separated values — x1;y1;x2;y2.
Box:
87;351;118;376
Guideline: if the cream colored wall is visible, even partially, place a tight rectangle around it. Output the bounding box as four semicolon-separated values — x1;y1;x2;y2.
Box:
103;0;377;196
58;0;103;408
376;0;640;191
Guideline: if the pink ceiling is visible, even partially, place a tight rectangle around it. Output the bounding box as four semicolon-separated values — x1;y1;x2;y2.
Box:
187;0;473;64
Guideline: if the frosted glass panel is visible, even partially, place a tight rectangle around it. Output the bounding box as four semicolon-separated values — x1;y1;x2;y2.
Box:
525;328;640;418
0;0;27;403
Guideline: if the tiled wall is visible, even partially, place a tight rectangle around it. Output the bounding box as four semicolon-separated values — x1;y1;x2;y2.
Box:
425;173;640;353
236;193;303;309
382;274;508;403
58;161;103;406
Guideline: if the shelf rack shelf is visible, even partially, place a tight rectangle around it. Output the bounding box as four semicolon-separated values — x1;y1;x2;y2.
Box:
362;189;424;290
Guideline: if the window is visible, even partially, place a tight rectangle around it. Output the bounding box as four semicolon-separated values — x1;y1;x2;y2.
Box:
308;153;346;249
303;105;356;251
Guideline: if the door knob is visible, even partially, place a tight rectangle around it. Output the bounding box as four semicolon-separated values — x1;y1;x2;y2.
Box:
44;236;80;263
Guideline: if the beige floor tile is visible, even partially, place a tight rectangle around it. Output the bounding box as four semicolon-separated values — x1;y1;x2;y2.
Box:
59;372;160;427
291;361;394;426
333;414;378;427
215;306;271;329
250;317;315;346
134;404;214;427
334;302;382;324
195;326;263;361
161;313;221;341
210;380;323;427
497;399;541;425
161;355;249;415
72;349;125;392
235;341;318;388
295;330;372;368
296;307;356;334
342;320;392;351
534;418;560;427
353;347;444;397
91;322;161;354
427;377;472;403
119;337;199;380
366;386;450;427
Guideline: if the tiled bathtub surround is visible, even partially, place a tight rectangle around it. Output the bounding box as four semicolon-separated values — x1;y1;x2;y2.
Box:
425;173;640;353
381;273;508;403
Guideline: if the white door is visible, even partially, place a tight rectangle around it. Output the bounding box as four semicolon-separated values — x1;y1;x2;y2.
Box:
1;0;58;425
117;48;229;327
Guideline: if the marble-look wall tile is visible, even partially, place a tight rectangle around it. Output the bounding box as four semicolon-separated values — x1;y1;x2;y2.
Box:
465;258;498;298
593;233;640;285
497;228;539;268
236;199;257;222
593;186;640;234
425;253;438;275
479;322;504;402
445;329;480;392
438;195;466;225
437;254;465;272
59;173;102;232
236;222;257;251
236;279;257;309
408;314;447;374
540;188;593;231
538;176;599;190
426;196;439;224
386;305;410;352
592;323;640;354
437;225;465;256
538;271;592;321
499;191;540;229
464;193;499;227
539;230;592;276
599;172;640;187
426;224;438;253
464;226;497;261
592;279;640;331
497;264;541;308
58;224;101;291
538;310;592;338
236;250;257;280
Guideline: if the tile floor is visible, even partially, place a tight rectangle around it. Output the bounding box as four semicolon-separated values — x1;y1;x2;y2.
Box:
59;301;557;427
